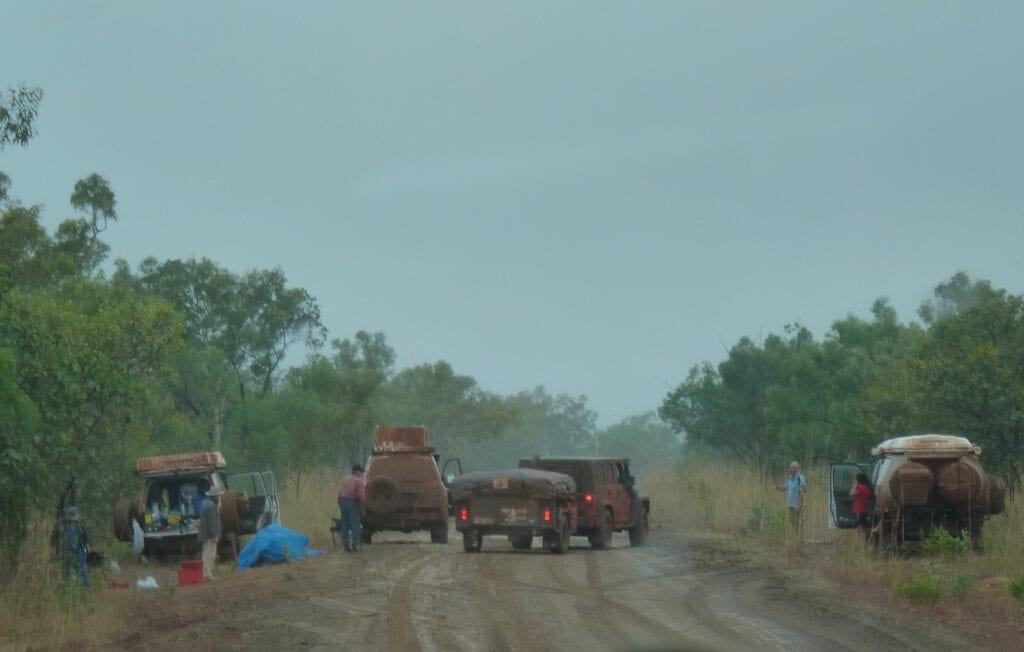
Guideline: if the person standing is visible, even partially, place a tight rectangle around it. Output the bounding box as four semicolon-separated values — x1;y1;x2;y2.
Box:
63;506;90;588
198;486;223;579
337;464;366;552
850;472;872;541
775;461;807;537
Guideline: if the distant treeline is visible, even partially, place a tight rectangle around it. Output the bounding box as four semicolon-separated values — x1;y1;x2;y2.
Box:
659;273;1024;482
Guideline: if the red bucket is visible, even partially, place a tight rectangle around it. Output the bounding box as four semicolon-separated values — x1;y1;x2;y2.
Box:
178;560;204;586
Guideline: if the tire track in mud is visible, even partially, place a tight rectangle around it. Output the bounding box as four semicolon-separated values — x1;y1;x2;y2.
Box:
386;552;445;651
461;552;551;652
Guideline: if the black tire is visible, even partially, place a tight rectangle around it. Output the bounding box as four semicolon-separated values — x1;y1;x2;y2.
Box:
628;510;649;547
430;524;449;544
551;519;569;554
589;510;613;550
463;530;482;553
220;492;240;535
365;476;401;515
113;498;135;542
510;534;533;550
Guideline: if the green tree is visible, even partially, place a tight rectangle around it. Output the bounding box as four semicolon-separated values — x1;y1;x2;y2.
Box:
380;361;516;460
596;411;680;472
0;85;43;150
69;173;117;239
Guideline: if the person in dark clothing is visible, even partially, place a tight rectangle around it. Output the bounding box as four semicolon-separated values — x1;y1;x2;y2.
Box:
63;506;90;588
198;486;223;579
850;472;872;541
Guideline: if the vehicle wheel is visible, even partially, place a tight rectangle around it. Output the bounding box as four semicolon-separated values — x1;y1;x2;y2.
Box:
113;498;135;542
628;510;649;547
551;519;570;554
510;534;533;550
361;529;373;544
589;510;613;550
365;476;401;515
220;491;240;534
462;530;482;553
430;524;449;544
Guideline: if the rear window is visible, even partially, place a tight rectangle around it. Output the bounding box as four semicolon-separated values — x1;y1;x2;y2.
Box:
520;460;592;492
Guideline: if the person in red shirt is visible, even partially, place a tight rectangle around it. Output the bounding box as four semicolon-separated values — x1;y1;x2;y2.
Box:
849;472;872;541
337;464;366;552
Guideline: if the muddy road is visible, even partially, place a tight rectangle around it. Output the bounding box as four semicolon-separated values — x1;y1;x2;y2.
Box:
119;527;966;651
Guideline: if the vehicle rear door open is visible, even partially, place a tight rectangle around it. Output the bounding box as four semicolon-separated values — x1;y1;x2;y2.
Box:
228;471;279;533
828;462;872;528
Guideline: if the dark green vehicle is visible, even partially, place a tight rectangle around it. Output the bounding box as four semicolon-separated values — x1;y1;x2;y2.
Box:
452;469;578;553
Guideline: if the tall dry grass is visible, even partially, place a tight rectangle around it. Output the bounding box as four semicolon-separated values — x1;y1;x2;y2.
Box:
643;459;1024;607
278;467;344;547
0;517;126;649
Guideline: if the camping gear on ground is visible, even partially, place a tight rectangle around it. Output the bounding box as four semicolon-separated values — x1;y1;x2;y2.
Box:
136;576;159;589
178;560;204;586
236;523;324;569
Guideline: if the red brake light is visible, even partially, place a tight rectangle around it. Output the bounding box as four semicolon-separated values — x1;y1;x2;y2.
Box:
543;507;552;523
459;506;469;522
584;493;593;503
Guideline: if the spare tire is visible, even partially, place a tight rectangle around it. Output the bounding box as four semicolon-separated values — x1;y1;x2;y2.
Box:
113;498;135;542
220;491;240;534
988;474;1007;515
365;476;401;515
937;461;984;508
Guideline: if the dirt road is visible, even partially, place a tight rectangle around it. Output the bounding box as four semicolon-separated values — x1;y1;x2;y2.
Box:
117;527;967;651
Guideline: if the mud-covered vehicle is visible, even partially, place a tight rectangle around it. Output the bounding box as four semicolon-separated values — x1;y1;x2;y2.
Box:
518;456;649;548
452;469;577;553
829;434;1006;549
362;426;461;544
112;452;280;557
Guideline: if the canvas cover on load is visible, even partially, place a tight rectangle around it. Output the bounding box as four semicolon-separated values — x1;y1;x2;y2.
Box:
450;469;577;502
373;426;430;453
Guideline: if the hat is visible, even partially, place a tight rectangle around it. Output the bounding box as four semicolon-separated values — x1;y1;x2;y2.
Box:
64;506;80;521
352;464;364;473
206;486;225;497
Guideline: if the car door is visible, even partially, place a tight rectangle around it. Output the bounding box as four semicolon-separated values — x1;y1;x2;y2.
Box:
227;471;278;534
828;461;873;528
607;462;631;527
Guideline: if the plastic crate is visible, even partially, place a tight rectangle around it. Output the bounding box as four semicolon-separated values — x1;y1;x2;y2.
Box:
178;560;204;586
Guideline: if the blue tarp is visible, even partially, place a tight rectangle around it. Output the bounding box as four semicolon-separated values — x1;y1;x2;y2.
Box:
236;523;325;570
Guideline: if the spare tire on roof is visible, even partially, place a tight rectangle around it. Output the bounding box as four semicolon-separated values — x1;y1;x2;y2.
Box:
365;476;401;515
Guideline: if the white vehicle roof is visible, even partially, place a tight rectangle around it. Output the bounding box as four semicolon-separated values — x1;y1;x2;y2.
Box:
871;434;980;458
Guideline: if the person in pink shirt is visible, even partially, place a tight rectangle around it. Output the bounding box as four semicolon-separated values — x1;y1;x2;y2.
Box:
337;464;366;552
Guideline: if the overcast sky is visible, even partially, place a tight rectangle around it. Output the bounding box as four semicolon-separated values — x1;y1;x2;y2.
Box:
3;2;1022;426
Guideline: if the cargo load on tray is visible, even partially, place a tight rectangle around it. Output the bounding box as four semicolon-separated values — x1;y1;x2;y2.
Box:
450;469;577;502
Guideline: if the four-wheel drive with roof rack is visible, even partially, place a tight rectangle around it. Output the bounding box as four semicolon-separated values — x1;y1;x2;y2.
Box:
112;452;280;558
361;426;461;544
829;434;1006;550
518;456;649;548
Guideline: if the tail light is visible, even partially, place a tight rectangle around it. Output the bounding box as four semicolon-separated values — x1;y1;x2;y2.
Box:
584;493;593;504
543;507;552;523
459;506;469;522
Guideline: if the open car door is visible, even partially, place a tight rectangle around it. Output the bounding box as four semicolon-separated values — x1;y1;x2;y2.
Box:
227;471;281;534
828;462;873;528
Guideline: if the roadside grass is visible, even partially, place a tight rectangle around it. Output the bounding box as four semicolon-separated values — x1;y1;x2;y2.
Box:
643;461;1024;642
278;467;343;548
0;517;125;650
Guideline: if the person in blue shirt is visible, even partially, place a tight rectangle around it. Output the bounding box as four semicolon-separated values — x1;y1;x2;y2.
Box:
775;461;807;537
63;506;90;588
